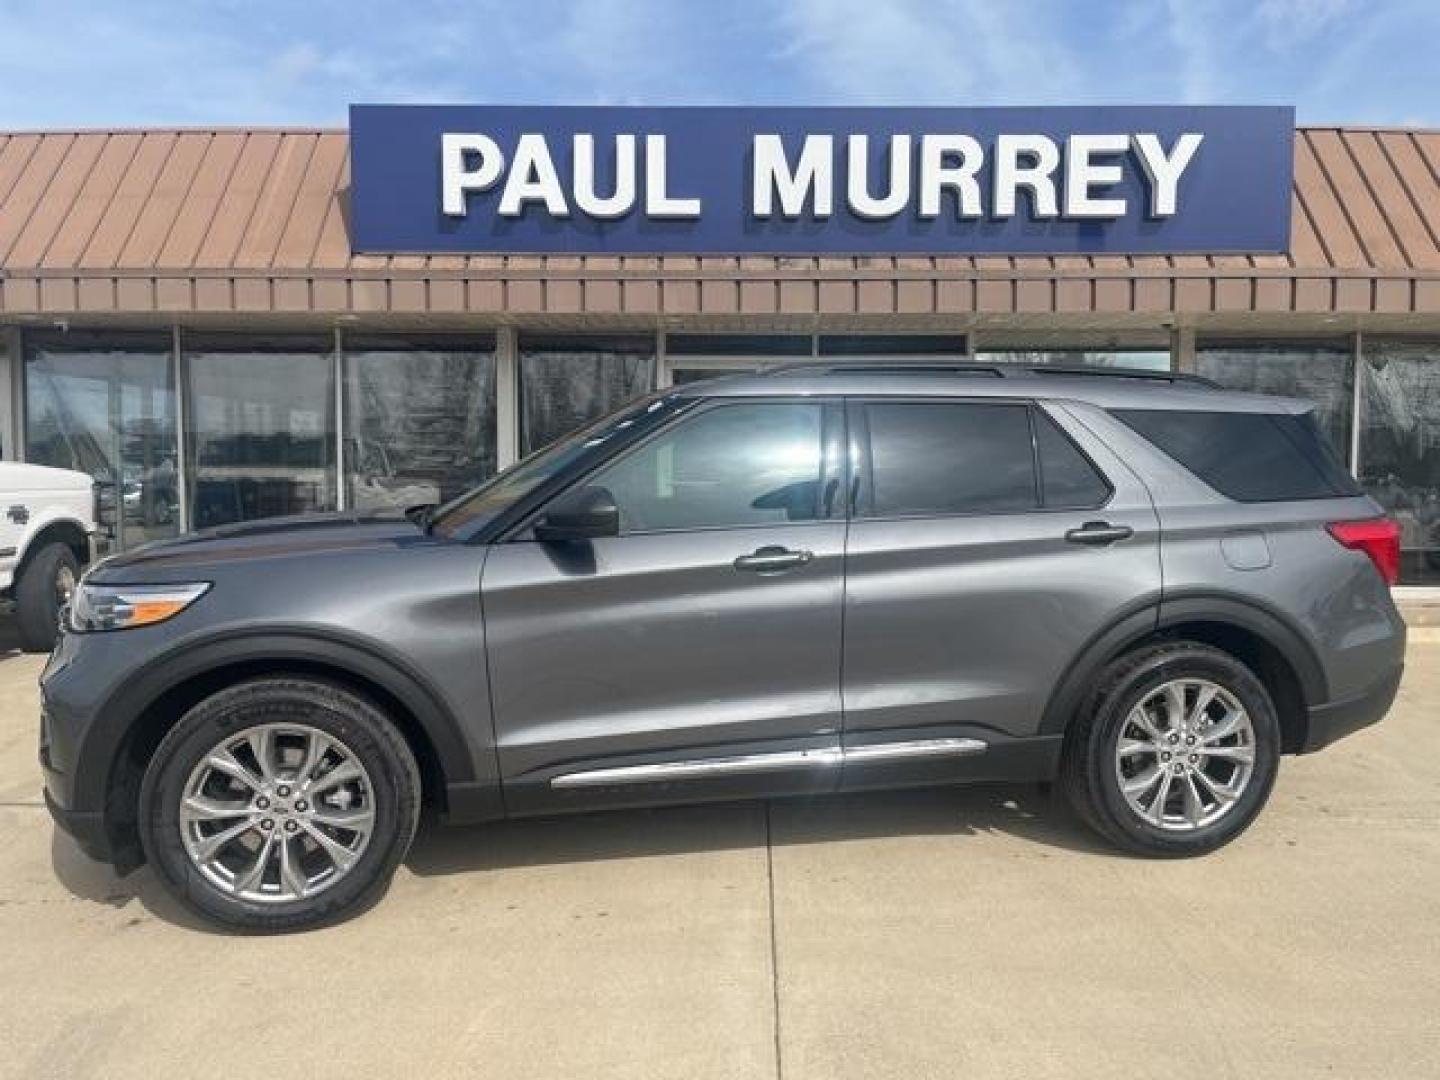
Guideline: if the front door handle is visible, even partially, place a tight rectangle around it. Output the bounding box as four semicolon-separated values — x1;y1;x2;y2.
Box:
1065;521;1134;546
734;546;813;573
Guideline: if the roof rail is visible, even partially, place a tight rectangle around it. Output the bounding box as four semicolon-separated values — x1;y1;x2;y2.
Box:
1023;366;1221;388
762;360;1007;377
758;359;1220;388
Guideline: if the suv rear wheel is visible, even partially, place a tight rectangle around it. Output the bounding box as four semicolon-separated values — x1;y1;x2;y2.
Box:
1061;642;1280;856
138;678;421;931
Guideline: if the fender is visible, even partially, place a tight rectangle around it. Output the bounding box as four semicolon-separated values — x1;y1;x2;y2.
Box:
3;510;93;589
76;625;498;825
1038;591;1328;736
1156;591;1329;703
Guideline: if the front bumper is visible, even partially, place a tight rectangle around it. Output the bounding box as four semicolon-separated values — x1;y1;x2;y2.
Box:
1302;663;1404;753
42;786;116;864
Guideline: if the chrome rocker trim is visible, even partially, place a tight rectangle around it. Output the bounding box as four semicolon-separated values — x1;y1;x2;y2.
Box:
550;738;987;789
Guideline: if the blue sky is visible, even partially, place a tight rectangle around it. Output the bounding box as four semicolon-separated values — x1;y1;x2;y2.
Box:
0;0;1434;129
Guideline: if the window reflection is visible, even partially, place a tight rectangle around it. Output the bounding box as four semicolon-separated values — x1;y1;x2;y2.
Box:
1360;340;1440;585
519;336;655;455
1195;343;1353;461
343;337;497;512
24;331;179;549
185;337;335;529
594;403;824;531
978;348;1172;372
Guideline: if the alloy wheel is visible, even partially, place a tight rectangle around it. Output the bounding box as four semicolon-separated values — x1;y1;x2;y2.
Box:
1113;678;1256;832
179;723;376;903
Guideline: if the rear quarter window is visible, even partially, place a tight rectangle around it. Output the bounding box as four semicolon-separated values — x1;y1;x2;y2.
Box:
1112;408;1361;502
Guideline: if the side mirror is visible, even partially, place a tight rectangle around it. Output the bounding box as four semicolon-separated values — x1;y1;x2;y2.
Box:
534;486;620;542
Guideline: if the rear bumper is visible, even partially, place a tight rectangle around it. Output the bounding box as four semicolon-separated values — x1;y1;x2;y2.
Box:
1302;663;1403;753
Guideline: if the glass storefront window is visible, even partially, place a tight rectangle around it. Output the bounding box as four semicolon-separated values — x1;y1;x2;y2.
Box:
667;333;811;384
343;336;497;512
977;348;1172;372
1359;340;1440;585
184;335;336;529
519;335;655;455
1195;342;1353;461
820;333;968;357
668;334;811;357
24;331;179;549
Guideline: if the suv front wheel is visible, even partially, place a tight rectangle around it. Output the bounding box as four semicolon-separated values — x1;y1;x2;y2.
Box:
138;677;421;931
1062;642;1281;856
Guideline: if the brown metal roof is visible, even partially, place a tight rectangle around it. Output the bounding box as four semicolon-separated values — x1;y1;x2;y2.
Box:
0;126;1437;320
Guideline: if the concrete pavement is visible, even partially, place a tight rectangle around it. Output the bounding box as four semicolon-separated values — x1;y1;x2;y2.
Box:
1;632;1438;1079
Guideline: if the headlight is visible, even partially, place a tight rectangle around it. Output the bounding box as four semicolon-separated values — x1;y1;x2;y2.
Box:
68;582;211;632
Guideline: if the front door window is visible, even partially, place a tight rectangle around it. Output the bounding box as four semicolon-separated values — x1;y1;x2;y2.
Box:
589;402;828;532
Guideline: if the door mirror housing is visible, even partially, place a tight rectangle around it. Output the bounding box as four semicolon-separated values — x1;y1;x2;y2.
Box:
534;486;620;542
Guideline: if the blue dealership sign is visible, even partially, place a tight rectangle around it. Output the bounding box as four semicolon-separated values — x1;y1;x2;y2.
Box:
349;104;1294;255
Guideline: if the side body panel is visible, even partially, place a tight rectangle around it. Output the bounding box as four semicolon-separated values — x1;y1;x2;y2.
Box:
1065;402;1408;707
482;522;847;813
40;526;500;842
839;400;1163;786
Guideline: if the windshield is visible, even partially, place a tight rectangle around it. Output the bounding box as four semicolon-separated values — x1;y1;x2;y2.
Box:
430;391;678;538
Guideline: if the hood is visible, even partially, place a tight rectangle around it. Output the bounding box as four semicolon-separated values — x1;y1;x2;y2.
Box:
92;510;441;578
0;461;94;492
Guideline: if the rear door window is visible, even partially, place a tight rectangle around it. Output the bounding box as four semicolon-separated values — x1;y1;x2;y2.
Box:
862;402;1038;517
1035;409;1111;508
1112;408;1360;502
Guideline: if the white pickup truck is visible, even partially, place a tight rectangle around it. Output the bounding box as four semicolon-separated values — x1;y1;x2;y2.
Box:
0;462;99;651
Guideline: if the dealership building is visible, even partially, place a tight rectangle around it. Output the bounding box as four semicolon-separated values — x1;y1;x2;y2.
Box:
0;107;1438;583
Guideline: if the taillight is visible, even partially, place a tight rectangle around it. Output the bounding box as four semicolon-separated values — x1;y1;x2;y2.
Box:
1326;518;1401;586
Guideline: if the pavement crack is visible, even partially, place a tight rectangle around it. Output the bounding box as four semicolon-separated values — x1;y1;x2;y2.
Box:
765;800;783;1080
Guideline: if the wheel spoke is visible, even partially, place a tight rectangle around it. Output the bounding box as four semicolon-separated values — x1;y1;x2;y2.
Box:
191;817;257;862
1118;737;1155;758
1163;682;1188;732
300;820;360;873
1200;709;1245;745
205;747;264;792
1122;765;1164;797
1128;705;1163;748
232;832;275;894
1192;767;1243;806
309;806;372;831
1199;744;1255;764
246;728;277;783
1181;773;1205;825
1188;683;1220;728
181;795;250;822
296;730;332;785
278;835;308;899
1145;770;1175;824
307;759;364;794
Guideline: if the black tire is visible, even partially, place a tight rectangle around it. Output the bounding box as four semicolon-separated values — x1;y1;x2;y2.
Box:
14;541;79;652
1060;641;1281;857
138;677;421;932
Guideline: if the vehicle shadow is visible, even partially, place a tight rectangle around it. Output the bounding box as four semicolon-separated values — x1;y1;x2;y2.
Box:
0;617;22;659
405;782;1118;879
48;782;1121;935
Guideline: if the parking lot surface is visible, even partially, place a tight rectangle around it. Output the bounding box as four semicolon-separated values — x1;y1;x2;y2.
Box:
2;624;1438;1079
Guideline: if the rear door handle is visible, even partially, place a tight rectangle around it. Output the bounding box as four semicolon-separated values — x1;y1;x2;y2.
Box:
734;546;813;573
1064;521;1134;546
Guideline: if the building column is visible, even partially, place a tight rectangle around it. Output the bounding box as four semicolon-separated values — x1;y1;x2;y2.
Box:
1172;326;1196;373
0;327;17;460
496;326;520;470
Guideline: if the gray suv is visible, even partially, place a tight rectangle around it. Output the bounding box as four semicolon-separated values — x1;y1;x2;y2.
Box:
40;364;1406;931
